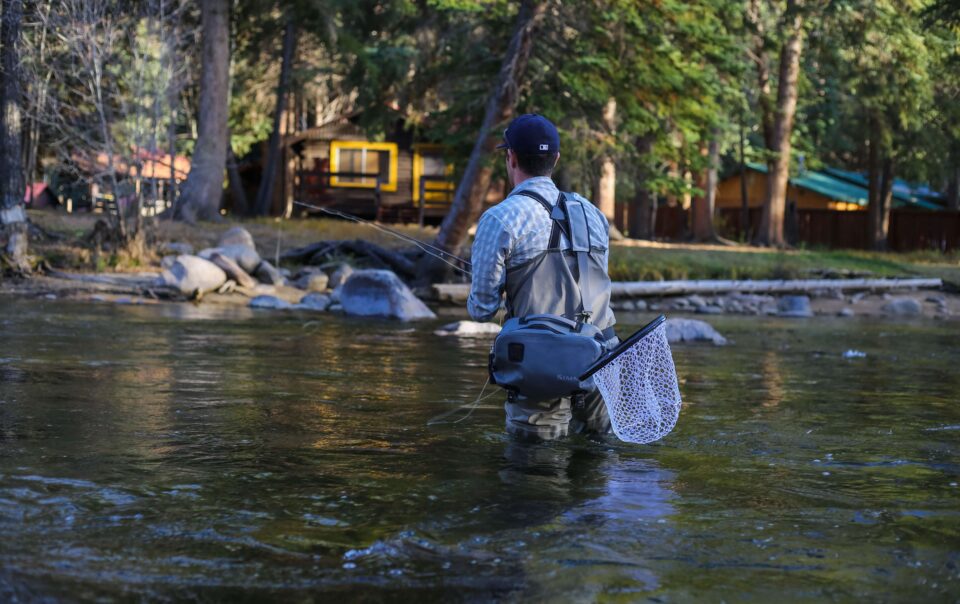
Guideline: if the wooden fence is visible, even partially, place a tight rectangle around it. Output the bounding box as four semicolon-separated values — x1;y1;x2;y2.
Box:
706;208;959;252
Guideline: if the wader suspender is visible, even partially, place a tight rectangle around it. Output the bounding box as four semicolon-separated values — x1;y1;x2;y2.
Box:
514;190;594;324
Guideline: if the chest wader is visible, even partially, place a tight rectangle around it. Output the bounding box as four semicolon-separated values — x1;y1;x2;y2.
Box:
489;191;617;439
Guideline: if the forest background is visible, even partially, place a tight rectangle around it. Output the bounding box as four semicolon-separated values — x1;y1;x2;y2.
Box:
0;0;958;276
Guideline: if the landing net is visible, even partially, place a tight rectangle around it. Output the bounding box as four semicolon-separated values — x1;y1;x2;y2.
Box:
589;319;682;444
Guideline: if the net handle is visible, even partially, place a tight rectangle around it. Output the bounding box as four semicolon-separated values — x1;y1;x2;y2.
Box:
578;314;666;381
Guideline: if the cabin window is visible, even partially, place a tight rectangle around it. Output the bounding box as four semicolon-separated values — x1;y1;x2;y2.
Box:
330;141;398;192
412;144;454;205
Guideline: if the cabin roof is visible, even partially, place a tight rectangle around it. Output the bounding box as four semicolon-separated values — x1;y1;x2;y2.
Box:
741;163;943;210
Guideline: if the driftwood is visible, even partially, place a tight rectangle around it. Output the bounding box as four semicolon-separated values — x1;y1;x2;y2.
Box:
208;252;257;289
432;277;943;304
281;239;418;279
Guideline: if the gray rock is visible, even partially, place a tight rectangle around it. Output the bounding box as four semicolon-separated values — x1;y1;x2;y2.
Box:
199;244;262;274
158;255;227;296
778;295;813;318
299;292;332;311
434;321;502;337
158;241;194;256
687;295;707;308
218;226;256;250
249;295;293;310
329;263;354;289
926;294;947;305
727;301;744;313
295;271;329;292
696;305;724;315
328;303;343;312
208;252;257;289
665;318;727;346
671;297;691;309
619;299;638;311
882;297;922;316
338;269;436;321
633;299;648;311
254;260;286;286
838;307;855;317
849;292;867;304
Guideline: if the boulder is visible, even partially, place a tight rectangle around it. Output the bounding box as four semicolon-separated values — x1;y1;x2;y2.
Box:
434;321;502;337
158;255;227;296
218;226;256;250
299;292;332;311
687;295;707;308
633;299;648;311
254;260;286;286
665;318;727;346
329;263;354;289
199;244;262;275
778;295;813;318
249;295;294;310
338;269;436;321
208;252;257;289
882;297;922;316
294;271;329;292
838;307;855;317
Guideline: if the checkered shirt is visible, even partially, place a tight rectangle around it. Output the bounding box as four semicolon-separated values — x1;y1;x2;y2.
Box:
467;176;610;322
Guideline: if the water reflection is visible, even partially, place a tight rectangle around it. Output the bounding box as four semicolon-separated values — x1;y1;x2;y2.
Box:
1;301;958;600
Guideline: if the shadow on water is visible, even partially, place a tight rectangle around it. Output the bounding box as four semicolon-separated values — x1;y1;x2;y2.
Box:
0;299;958;600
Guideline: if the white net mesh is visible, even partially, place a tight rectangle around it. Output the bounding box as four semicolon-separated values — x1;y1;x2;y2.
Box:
593;323;682;444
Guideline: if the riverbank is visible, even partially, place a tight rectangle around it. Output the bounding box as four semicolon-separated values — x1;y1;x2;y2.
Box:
5;211;958;322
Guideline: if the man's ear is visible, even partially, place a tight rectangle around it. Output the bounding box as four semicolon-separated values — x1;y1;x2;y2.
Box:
552;152;560;171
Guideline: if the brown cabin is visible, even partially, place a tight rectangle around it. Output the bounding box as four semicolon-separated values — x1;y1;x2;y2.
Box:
266;117;506;224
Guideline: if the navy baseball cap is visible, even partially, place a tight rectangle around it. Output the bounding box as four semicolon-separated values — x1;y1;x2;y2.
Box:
495;114;560;154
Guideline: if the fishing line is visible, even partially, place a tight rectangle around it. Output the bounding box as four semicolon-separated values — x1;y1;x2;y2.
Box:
427;378;501;425
292;200;472;277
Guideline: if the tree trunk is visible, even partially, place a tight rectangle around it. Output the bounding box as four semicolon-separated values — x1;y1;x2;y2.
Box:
947;163;959;211
868;147;894;251
739;114;750;239
227;144;248;215
254;17;298;217
630;134;656;239
748;0;774;151
756;1;804;247
0;0;29;272
176;0;230;222
432;0;546;257
595;97;617;221
692;138;719;241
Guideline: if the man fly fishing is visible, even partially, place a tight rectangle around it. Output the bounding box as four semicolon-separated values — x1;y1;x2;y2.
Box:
468;114;618;442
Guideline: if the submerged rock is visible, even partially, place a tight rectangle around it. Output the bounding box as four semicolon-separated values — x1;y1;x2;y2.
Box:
338;269;436;321
434;321;502;337
299;292;332;311
219;226;256;250
249;295;293;310
778;295;813;318
882;297;922;316
664;318;727;346
158;255;227;296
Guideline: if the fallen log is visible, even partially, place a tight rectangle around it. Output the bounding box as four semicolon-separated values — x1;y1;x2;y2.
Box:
432;277;943;305
283;239;418;280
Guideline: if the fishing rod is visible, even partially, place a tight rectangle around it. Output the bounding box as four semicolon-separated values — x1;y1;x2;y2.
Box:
292;200;472;277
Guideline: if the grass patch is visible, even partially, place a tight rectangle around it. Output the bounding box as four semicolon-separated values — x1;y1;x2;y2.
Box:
608;243;960;284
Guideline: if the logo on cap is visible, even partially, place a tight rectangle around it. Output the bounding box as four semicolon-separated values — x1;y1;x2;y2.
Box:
539;144;549;151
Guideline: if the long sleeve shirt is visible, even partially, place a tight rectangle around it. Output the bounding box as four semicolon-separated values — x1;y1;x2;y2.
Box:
467;176;610;322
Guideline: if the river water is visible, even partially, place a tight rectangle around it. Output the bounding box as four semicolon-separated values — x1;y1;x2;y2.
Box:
0;298;957;601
